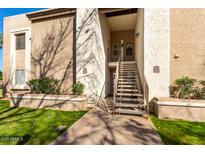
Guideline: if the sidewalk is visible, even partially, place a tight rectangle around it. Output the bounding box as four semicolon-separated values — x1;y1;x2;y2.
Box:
51;107;163;145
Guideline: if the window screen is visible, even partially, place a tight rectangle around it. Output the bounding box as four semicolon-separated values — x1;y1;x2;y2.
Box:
16;33;25;50
16;70;25;85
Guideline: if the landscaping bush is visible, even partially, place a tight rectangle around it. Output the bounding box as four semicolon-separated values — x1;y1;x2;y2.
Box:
72;82;85;95
173;77;196;99
0;71;2;80
173;76;205;99
27;77;60;94
197;80;205;99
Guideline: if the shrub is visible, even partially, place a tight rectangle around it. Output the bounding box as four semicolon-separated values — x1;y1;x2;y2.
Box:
172;77;205;99
173;76;197;99
72;82;85;95
198;80;205;99
27;77;60;94
0;71;2;80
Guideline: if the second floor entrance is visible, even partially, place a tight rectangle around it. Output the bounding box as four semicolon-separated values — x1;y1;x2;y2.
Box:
110;30;135;62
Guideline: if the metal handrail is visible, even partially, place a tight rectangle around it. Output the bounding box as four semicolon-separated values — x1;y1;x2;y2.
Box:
143;75;149;115
113;55;121;114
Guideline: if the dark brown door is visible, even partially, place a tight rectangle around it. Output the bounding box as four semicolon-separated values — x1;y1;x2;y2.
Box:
109;69;115;96
124;42;134;61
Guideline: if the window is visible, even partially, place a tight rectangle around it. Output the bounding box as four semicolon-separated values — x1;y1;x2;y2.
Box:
16;33;25;50
16;70;25;85
126;43;133;56
112;43;119;56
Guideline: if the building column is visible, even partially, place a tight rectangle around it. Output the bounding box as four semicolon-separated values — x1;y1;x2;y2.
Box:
144;8;170;100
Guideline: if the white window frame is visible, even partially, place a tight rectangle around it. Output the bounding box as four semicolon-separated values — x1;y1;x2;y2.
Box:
10;27;31;89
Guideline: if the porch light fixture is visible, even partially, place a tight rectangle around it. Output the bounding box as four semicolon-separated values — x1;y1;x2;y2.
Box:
136;32;140;39
174;54;179;59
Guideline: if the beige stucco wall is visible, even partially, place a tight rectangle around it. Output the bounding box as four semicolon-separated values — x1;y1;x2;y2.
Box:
144;9;170;100
135;9;144;91
76;8;107;103
3;14;31;93
170;9;205;84
31;15;74;94
10;94;87;111
3;13;74;94
154;97;205;122
110;30;135;61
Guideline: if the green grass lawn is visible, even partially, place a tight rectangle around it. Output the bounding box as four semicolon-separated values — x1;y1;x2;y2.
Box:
0;100;87;145
150;115;205;145
0;89;2;97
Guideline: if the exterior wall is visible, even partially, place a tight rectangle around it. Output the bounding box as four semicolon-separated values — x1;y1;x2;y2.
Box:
170;9;205;84
3;13;74;94
135;8;144;91
154;97;205;122
31;15;74;94
110;30;135;61
99;13;111;96
3;14;31;93
10;94;87;111
76;8;107;103
144;9;170;100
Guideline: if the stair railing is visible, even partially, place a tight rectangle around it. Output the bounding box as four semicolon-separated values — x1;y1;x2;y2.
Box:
113;55;121;114
143;75;149;115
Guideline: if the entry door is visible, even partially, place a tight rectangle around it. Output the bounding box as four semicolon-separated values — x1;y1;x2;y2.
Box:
109;69;115;96
124;42;134;61
112;40;124;61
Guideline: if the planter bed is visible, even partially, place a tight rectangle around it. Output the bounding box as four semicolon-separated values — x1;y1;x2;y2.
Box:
152;97;205;122
10;94;87;111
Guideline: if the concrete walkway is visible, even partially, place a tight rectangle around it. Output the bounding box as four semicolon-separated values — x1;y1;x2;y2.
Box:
51;107;163;145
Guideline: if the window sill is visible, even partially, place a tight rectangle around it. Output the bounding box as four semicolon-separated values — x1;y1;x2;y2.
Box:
11;85;30;90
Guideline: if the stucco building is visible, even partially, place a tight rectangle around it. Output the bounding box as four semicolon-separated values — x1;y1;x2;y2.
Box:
3;8;205;115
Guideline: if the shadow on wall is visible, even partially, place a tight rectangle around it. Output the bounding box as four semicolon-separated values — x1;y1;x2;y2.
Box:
3;9;106;103
76;9;106;103
31;17;74;94
10;93;87;111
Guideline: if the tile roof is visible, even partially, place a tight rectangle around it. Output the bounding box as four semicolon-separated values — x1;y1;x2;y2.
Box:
26;8;76;21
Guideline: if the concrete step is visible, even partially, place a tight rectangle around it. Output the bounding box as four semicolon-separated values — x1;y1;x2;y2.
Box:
117;89;139;92
118;85;137;88
119;76;136;79
120;61;136;64
118;81;138;85
116;93;143;97
120;71;137;73
120;67;136;69
120;72;136;74
120;65;136;67
115;103;141;108
120;70;136;72
119;73;137;76
118;79;136;82
114;108;146;115
116;97;143;102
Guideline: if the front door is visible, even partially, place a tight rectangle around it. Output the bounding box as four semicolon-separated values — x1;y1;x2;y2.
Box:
113;39;135;61
109;69;115;96
124;42;134;61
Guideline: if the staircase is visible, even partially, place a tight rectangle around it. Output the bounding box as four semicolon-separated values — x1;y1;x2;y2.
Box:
113;61;146;116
